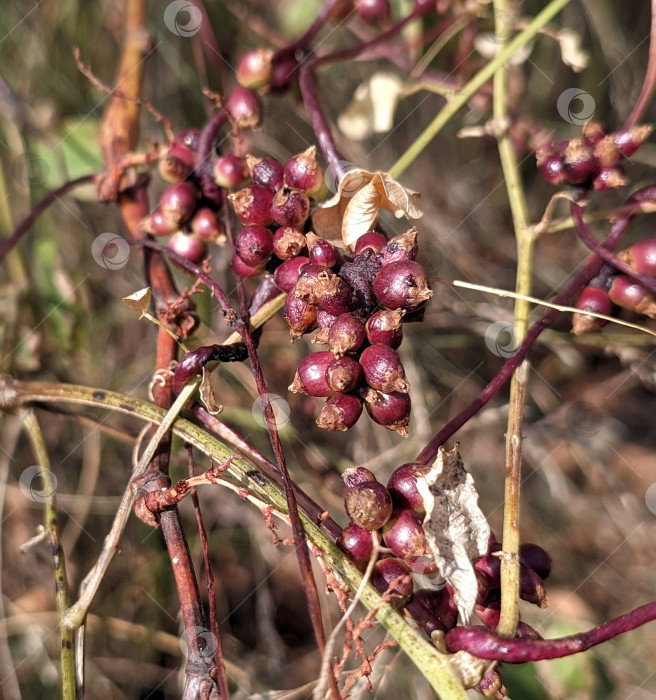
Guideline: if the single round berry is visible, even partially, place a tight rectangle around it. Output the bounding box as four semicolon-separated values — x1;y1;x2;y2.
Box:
354;231;387;255
355;0;391;23
380;229;417;265
273;256;309;293
373;260;433;310
307;232;340;268
382;509;429;559
608;274;656;316
611;124;653;158
338;521;374;563
520;566;547;608
236;49;274;89
190;207;224;243
295;264;338;304
229;185;274;227
158;143;195;183
235;224;273;267
317;277;353;316
272;227;306;260
371;558;413;606
406;588;456;635
168;232;207;264
592;166;626;191
160;182;199;226
328;313;366;357
146;208;178;236
288;351;333;397
231;253;265;279
283;146;324;195
474;553;501;589
365;309;405;348
270;55;299;92
270;186;310;227
326;355;363;393
387;462;429;514
572;286;612;334
344;480;393;530
213;155;248;189
537;154;567;186
360;345;408;393
248;156;285;191
619;237;656;277
316;393;363;431
226;87;263;130
363;388;411;436
561;140;596;184
342;466;376;488
519;543;552;580
284;294;317;340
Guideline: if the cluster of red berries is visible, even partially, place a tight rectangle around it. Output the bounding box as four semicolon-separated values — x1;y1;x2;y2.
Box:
337;465;552;643
573;237;656;333
536;122;652;191
283;230;433;436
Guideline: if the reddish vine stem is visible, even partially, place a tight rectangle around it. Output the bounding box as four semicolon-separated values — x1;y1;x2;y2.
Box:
0;174;96;266
624;0;656;128
445;600;656;661
571;202;656;297
185;445;230;700
414;189;656;465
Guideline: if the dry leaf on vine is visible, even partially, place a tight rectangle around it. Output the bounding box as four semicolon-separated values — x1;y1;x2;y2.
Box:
417;446;490;624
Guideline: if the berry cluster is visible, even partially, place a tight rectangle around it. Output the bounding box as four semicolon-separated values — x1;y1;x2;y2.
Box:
337;465;552;642
536;122;652;191
572;237;656;333
285;230;433;435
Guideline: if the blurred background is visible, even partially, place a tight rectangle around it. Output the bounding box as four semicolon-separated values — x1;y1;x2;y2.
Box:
1;0;656;697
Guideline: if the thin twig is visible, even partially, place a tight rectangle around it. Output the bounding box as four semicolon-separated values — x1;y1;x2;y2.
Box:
624;0;656;128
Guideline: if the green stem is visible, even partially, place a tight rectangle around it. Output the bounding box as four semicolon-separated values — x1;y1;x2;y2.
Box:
491;0;535;638
389;0;574;178
19;409;75;700
2;379;468;697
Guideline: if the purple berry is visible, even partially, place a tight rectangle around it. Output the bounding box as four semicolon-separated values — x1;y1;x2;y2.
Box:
284;294;317;340
382;508;429;559
270;186;310;227
145;208;178;236
173;129;200;151
371;558;413;606
326;355;363;393
572;286;612;334
229;185;274;227
236;49;273;89
342;466;377;488
273;256;309;293
231;253;265;279
355;0;391;23
354;231;387;254
608;275;656;317
360;345;408;393
386;462;429;514
344;480;393;530
316;393;363;431
158;143;195;183
168;232;207;264
213;155;249;189
226;87;263;130
190;207;224;243
373;261;433;310
365;309;405;348
289;351;333;397
338;521;374;563
307;232;340;268
363;388;411;436
272;226;306;260
618;237;656;277
235;224;273;267
561;140;596;184
380;229;417;266
519;543;552;580
160;182;199;226
283;146;324;195
248;156;285;191
328;313;366;357
611;124;653;158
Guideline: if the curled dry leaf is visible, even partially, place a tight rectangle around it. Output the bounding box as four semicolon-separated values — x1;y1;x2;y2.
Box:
556;29;589;73
313;169;423;250
123;287;152;317
416;446;491;625
200;367;222;415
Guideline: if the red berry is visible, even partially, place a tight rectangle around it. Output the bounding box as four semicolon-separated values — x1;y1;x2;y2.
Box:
168;232;207;264
283;146;324;195
231;253;265;279
582;121;606;147
354;231;387;255
572;286;612;334
474;553;501;589
592;166;626;191
190;207;224;243
317;277;353;316
338;521;374;563
608;274;656;316
316;392;363;431
355;0;391;23
248;156;284;191
144;208;178;236
173;129;200;151
371;558;414;606
270;186;310;227
273;256;309;293
382;509;430;559
611;124;653;158
342;466;377;488
158;143;195;183
236;49;273;89
344;480;393;530
213;155;248;189
284;294;318;340
363;388;411;436
272;227;306;260
365;309;405;348
160;182;199;226
229;185;273;226
618;237;656;277
295;264;339;304
592;136;621;168
328;313;366;357
360;345;408;393
537;154;567;186
380;229;417;266
235;224;273;267
270;55;299;92
326;355;363;393
406;588;457;635
289;351;333;397
387;462;429;514
561;140;596;184
373;260;433;310
306;232;340;268
226;87;263;130
520;566;547;608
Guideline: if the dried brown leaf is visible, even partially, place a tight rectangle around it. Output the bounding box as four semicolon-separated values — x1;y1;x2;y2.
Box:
417;446;490;624
122;287;152;317
200;367;222;415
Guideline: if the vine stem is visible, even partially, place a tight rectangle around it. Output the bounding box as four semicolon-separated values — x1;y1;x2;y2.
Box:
0;378;468;698
492;0;533;640
19;409;75;700
624;0;656;128
389;0;574;179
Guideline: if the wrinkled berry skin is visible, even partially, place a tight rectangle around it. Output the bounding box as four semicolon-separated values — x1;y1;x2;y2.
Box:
270;186;310;227
363;388;411;436
273;227;306;260
229;185;273;227
371;558;413;607
235;225;273;267
326;355;363;393
284;294;317;340
373;260;433;310
344;480;393;530
360;345;408;393
329;313;366;357
342;466;376;488
316;392;363;431
365;309;404;348
249;157;285;191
